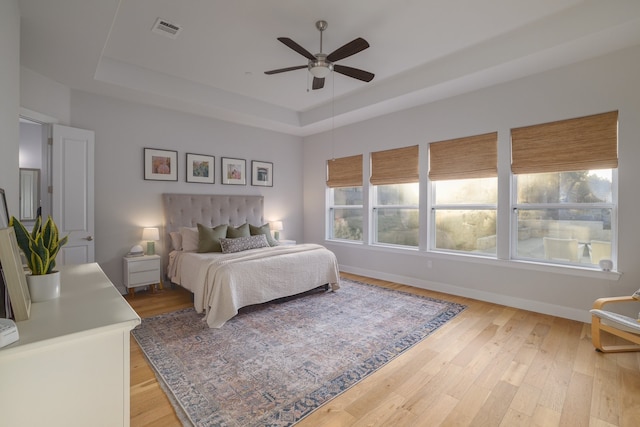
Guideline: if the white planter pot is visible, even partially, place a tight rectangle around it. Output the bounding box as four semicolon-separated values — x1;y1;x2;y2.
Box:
26;271;61;302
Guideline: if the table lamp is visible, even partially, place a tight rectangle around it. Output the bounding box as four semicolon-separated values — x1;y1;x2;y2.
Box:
142;227;160;255
269;221;283;241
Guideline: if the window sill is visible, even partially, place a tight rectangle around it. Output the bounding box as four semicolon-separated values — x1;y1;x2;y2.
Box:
498;258;621;281
324;239;621;281
325;238;364;246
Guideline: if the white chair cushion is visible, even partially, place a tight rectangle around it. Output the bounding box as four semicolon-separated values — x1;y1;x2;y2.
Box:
590;309;640;334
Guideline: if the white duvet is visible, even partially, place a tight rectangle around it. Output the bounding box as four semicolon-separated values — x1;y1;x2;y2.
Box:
168;244;340;328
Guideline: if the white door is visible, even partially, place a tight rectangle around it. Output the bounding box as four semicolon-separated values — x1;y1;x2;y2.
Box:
51;124;95;265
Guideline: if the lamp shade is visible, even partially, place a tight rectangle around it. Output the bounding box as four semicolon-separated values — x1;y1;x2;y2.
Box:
269;221;283;232
142;227;160;241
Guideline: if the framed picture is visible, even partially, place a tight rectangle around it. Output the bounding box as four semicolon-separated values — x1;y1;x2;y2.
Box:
186;153;215;184
144;148;178;181
221;157;246;185
0;228;31;321
0;188;10;319
251;161;273;187
0;188;8;229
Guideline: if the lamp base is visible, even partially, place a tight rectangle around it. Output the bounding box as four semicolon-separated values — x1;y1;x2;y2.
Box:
274;231;280;241
147;241;155;255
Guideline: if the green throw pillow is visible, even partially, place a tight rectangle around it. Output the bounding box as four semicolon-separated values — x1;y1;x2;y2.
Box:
249;223;278;247
197;223;228;253
227;223;250;238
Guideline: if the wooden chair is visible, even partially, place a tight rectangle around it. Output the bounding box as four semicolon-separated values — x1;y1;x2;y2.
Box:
590;295;640;352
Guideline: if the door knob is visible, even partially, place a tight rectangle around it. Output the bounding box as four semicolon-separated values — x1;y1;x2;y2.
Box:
85;236;94;241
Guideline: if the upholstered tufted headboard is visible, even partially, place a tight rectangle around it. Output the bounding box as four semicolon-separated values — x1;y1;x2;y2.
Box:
161;193;265;273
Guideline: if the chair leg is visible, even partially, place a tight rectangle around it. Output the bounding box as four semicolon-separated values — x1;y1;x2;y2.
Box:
591;315;640;353
591;316;604;351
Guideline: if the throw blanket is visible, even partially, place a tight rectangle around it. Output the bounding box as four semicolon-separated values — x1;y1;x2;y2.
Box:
190;244;340;328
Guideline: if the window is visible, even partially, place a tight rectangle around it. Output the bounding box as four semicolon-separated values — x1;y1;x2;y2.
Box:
373;183;419;246
513;170;614;266
429;133;498;255
511;111;618;267
370;146;419;247
432;178;498;254
330;187;363;241
327;155;363;242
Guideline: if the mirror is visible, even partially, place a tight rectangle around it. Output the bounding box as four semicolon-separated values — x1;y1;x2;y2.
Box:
19;168;40;221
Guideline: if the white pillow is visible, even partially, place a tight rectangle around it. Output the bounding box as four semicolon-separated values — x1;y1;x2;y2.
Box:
169;232;183;251
180;227;199;252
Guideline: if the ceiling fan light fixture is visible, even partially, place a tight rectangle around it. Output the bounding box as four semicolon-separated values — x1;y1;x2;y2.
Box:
310;64;332;78
309;54;332;78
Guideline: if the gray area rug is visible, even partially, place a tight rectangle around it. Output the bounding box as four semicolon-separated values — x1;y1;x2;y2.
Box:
131;278;466;426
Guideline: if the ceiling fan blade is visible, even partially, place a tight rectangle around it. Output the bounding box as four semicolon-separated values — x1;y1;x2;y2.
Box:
277;37;316;60
333;64;375;82
264;65;307;75
312;77;325;90
326;37;370;62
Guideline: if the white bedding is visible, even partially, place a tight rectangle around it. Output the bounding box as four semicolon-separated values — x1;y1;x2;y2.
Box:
168;243;340;328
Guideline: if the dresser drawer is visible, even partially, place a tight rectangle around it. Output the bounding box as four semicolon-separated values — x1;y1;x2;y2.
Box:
128;258;160;273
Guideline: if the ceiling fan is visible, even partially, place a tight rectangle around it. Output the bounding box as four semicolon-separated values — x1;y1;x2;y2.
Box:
264;20;374;90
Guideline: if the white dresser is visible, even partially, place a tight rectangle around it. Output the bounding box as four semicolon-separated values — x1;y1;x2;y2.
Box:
0;263;141;427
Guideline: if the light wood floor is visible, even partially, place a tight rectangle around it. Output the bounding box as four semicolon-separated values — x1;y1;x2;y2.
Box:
127;273;640;426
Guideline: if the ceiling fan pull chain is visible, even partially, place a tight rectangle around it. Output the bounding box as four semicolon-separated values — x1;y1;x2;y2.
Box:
331;71;335;160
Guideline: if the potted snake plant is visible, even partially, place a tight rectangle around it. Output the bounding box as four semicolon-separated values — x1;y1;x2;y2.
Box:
10;215;68;302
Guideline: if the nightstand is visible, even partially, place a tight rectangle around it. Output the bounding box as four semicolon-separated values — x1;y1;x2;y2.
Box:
278;239;296;246
123;254;162;297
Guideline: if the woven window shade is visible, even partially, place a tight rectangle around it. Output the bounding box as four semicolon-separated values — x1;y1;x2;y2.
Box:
511;111;618;174
326;155;363;188
428;132;497;181
370;145;419;185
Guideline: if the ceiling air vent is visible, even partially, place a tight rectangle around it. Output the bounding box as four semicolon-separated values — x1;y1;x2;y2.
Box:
152;18;182;39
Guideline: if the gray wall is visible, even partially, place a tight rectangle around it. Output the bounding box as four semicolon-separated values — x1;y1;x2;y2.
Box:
0;0;20;214
19;122;43;169
70;92;303;291
303;45;640;323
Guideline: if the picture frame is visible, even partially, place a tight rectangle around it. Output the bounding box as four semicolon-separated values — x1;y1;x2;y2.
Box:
144;148;178;181
0;188;8;229
0;228;31;321
186;153;215;184
0;267;9;319
251;161;273;187
221;157;246;185
0;188;10;318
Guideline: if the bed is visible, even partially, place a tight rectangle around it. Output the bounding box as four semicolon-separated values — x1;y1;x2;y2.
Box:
162;194;340;328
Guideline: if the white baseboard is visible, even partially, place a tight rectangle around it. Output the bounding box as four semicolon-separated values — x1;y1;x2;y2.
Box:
339;264;591;324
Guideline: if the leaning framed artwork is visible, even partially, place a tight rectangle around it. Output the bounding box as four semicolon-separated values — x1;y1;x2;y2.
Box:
0;188;8;228
144;148;178;181
221;157;246;185
186;153;215;184
0;227;31;321
251;161;273;187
